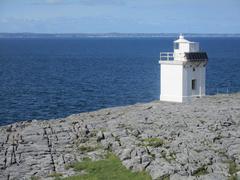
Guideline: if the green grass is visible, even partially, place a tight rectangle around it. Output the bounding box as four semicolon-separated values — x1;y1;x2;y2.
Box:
228;160;239;175
192;166;208;176
78;145;98;152
227;160;240;180
48;172;63;178
162;175;170;180
30;176;40;180
63;153;151;180
143;138;165;147
228;175;237;180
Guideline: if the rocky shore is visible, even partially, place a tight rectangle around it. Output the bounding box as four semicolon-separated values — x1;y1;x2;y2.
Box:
0;94;240;180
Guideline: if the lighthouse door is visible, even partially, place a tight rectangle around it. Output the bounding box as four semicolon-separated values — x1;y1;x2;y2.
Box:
191;79;197;95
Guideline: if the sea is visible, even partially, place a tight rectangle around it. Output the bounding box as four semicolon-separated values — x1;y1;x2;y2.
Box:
0;37;240;125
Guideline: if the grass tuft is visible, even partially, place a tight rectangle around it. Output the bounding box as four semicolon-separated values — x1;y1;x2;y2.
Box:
63;153;151;180
48;172;63;178
143;138;165;147
228;175;237;180
192;166;208;176
229;160;239;175
78;145;98;152
30;176;40;180
227;160;240;180
162;175;170;180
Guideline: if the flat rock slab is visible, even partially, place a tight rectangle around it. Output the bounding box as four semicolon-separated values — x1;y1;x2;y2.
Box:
0;94;240;180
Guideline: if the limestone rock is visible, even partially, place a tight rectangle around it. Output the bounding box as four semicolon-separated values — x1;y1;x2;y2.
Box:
1;93;240;179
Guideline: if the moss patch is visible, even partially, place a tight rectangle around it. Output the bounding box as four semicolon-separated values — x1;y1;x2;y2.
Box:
163;176;170;180
227;160;240;180
78;145;98;153
229;160;239;175
228;175;237;180
63;153;151;180
143;138;165;147
192;166;208;176
48;172;63;178
30;176;40;180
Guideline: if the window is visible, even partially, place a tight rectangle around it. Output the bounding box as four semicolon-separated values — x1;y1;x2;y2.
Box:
174;43;179;49
193;67;195;71
192;79;196;90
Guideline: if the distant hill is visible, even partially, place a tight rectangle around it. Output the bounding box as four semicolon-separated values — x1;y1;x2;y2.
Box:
0;33;240;38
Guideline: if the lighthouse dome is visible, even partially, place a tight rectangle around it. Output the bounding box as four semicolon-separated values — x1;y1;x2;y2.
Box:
174;34;191;43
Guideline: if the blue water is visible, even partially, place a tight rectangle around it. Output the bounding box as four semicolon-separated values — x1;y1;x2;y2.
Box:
0;37;240;125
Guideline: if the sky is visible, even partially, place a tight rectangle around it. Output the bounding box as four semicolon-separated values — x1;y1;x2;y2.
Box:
0;0;240;33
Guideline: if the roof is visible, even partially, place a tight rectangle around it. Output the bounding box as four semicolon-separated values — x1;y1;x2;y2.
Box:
174;35;191;43
185;52;208;61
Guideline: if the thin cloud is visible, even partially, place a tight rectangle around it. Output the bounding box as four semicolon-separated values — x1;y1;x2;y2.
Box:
45;0;63;4
77;0;126;6
31;0;126;6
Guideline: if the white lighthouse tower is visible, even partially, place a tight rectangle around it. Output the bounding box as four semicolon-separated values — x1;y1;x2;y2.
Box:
159;35;208;103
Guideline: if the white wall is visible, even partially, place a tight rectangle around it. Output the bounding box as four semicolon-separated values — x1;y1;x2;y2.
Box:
183;63;206;98
174;42;200;61
160;63;183;102
174;43;190;54
160;61;206;103
174;43;189;61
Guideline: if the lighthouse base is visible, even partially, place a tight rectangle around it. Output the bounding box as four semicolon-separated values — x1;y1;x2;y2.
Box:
160;95;193;103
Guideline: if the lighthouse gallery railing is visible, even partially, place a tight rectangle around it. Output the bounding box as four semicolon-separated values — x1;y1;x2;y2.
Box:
160;52;174;61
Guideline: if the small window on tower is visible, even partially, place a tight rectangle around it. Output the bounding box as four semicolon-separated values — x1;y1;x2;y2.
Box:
192;79;196;90
174;43;179;49
193;67;195;71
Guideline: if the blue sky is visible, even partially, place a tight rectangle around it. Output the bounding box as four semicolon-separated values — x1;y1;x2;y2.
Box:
0;0;239;33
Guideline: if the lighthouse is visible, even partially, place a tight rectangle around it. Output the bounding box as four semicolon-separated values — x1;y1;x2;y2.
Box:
159;35;208;103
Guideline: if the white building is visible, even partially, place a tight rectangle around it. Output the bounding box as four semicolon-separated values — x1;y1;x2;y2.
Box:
159;35;208;103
